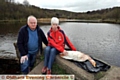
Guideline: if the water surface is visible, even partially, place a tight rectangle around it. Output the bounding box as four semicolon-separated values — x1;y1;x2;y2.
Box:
0;22;120;67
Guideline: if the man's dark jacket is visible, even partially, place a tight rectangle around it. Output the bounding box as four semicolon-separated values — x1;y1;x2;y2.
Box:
17;25;48;56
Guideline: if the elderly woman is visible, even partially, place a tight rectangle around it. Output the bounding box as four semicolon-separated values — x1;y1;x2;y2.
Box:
42;17;76;74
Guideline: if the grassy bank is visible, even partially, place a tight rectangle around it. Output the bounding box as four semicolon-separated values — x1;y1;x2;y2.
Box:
101;19;120;24
0;18;67;25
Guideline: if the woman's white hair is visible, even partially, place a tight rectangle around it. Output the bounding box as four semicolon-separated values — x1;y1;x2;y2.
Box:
51;17;59;25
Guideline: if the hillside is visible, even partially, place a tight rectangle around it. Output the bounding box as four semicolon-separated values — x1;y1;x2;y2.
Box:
0;0;120;22
0;0;77;20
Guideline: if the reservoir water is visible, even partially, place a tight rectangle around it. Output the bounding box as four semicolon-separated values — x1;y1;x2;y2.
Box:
0;22;120;67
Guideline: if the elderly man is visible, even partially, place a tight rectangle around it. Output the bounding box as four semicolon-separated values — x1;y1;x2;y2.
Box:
17;15;48;74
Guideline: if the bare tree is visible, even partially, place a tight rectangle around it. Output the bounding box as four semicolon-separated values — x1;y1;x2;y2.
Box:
23;0;30;6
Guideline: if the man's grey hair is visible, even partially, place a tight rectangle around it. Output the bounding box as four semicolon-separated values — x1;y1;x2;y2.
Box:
27;15;37;23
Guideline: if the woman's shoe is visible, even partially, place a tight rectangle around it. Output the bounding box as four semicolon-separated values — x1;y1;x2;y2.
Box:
47;69;51;75
41;67;47;74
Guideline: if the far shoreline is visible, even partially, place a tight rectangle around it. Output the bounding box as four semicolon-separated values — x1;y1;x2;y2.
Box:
0;18;120;25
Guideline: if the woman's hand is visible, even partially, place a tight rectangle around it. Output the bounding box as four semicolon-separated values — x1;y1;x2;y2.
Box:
60;50;68;56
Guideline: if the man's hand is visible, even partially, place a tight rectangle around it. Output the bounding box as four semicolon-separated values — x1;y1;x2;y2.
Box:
60;50;68;56
20;55;28;64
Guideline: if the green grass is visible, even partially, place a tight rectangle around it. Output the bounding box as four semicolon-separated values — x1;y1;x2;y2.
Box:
52;62;67;74
94;71;106;80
